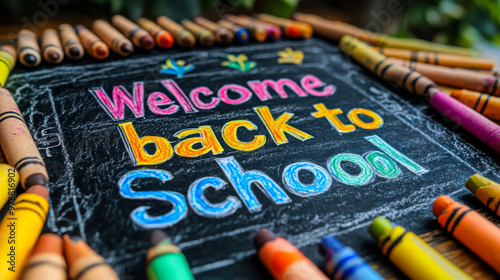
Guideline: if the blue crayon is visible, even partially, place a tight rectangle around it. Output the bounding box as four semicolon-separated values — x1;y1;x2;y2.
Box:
319;236;383;280
218;20;249;44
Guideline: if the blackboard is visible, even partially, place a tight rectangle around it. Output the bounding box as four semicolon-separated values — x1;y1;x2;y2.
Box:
5;37;500;279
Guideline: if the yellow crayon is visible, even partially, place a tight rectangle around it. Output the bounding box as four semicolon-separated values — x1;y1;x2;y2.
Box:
0;185;49;280
0;45;16;87
0;164;18;209
466;174;500;217
369;217;472;280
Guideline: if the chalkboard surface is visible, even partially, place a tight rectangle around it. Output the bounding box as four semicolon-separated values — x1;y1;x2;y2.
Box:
5;37;500;279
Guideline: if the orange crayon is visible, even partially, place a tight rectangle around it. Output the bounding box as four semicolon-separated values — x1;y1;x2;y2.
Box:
450;89;500;122
376;47;495;70
136;17;174;48
255;13;312;39
92;19;134;56
75;25;109;60
157;16;196;48
63;235;119;280
41;29;64;64
112;15;155;50
22;233;67;280
433;195;500;274
254;228;328;280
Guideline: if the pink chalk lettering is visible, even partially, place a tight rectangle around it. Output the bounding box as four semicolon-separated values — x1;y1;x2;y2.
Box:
148;92;180;115
301;75;335;97
90;82;145;120
190;87;220;110
218;84;252;105
161;79;198;113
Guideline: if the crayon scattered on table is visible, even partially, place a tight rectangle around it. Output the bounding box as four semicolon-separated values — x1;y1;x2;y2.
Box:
41;29;64;64
22;233;67;280
255;13;312;39
0;163;18;209
238;15;281;41
63;235;119;280
0;88;49;188
75;24;109;60
112;15;155;50
92;19;134;56
375;47;495;70
193;17;234;45
181;19;215;47
391;58;500;96
433;195;500;274
466;174;500;217
157;16;196;49
319;236;383;280
340;35;500;154
254;228;328;280
224;14;267;42
58;23;84;60
293;12;476;56
136;17;174;49
369;216;472;280
217;20;249;44
450;89;500;121
145;230;194;280
0;185;49;280
17;30;41;67
0;44;16;87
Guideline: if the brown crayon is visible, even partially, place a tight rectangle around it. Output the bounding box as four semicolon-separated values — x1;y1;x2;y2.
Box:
157;16;196;48
217;20;250;44
22;233;67;280
0;88;49;188
450;89;500;121
92;19;134;56
193;17;234;45
224;14;267;42
63;235;119;280
17;30;41;67
112;15;155;50
181;19;215;47
391;58;500;96
75;25;109;60
255;13;312;39
136;17;174;49
58;24;84;60
375;47;495;70
41;29;64;64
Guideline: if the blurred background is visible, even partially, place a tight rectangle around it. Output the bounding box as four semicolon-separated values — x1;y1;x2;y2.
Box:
1;0;499;49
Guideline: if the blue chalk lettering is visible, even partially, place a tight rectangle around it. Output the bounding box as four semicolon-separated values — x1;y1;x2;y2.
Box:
188;177;242;218
283;162;332;196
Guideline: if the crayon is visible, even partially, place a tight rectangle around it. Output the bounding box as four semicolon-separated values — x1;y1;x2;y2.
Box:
319;236;383;280
157;16;196;49
112;15;155;50
255;13;312;39
0;88;49;188
375;47;494;70
63;235;119;280
224;15;267;42
193;17;234;45
41;29;64;64
254;228;328;280
293;12;476;56
22;233;67;280
0;185;49;280
181;19;215;47
17;30;41;67
145;230;194;280
92;19;134;56
136;17;174;49
0;44;16;87
369;216;471;279
466;174;500;217
217;20;249;44
75;25;109;60
58;24;84;60
391;58;500;96
0;163;18;209
238;15;281;41
433;195;500;273
340;35;500;154
450;89;500;121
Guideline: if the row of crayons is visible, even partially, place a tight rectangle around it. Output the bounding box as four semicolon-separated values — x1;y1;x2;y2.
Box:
3;173;498;279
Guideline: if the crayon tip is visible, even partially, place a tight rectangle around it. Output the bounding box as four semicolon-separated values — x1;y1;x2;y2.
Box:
96;46;107;56
25;173;48;189
180;36;195;48
69;47;81;57
149;229;170;247
120;43;133;54
158;35;173;48
253;228;277;250
368;217;393;241
140;36;155;50
432;195;455;217
319;236;344;258
32;233;63;256
25;184;49;199
23;53;37;65
48;52;60;61
465;174;490;194
450;90;462;99
287;25;301;38
63;234;94;267
219;33;231;45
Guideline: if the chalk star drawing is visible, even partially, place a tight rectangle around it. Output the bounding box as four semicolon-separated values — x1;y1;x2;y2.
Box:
221;54;256;73
277;47;304;64
159;59;195;78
